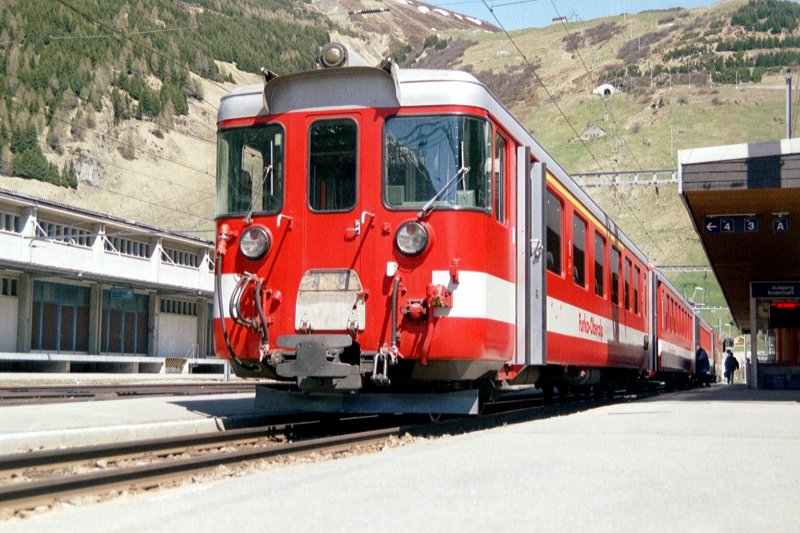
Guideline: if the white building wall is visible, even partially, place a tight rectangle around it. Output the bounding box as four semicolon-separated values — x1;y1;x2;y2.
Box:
156;314;198;357
0;296;18;351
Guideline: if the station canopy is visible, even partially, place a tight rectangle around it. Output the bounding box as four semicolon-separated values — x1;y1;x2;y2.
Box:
678;139;800;330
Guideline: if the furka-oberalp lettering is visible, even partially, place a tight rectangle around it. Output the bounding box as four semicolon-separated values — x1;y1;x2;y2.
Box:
578;313;604;339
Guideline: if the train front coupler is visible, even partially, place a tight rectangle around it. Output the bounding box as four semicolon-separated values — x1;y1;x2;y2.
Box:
273;334;362;391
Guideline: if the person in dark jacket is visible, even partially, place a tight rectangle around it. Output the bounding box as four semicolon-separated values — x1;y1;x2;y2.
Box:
695;346;711;385
724;350;739;385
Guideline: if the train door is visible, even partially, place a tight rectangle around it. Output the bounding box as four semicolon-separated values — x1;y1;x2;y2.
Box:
515;148;546;365
296;113;374;334
647;270;660;374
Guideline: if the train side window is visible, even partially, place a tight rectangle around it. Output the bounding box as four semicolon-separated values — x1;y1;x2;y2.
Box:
572;214;586;288
545;190;562;275
594;232;605;297
610;247;620;305
624;258;631;310
309;118;357;212
494;134;506;223
642;274;647;317
634;265;640;314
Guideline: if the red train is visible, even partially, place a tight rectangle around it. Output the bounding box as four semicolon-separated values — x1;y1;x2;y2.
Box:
213;43;717;414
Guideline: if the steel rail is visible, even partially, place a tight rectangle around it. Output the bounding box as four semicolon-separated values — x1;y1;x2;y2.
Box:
0;425;406;509
0;382;257;404
0;424;292;473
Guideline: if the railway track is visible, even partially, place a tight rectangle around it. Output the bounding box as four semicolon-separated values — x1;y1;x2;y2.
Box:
0;388;645;515
0;415;417;512
0;382;258;405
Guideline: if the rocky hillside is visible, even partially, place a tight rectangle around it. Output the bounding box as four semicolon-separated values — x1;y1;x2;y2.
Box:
0;0;795;275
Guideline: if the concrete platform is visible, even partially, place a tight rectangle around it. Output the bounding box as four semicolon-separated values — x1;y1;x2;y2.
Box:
4;385;800;531
0;375;264;455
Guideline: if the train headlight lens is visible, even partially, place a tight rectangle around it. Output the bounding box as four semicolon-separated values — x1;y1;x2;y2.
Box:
395;221;429;256
320;43;347;68
239;226;271;260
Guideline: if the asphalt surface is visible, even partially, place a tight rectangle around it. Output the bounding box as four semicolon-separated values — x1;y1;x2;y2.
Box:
5;384;799;532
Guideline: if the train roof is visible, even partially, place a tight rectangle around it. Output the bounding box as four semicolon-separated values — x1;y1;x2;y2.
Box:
217;65;649;265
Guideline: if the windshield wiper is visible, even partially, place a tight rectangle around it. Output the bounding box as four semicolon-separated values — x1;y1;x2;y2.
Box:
417;165;469;219
244;142;274;225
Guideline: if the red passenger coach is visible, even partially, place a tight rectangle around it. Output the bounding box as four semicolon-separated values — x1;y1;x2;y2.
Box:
695;313;720;385
212;43;713;414
650;270;695;385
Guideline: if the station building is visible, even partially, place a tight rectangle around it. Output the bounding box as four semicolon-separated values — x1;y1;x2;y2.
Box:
679;138;800;389
0;188;224;374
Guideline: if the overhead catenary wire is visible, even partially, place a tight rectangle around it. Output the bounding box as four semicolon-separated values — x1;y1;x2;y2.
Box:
4;84;216;181
550;1;683;258
478;0;606;174
52;0;224;113
48;25;200;41
479;0;670;262
3;98;216;230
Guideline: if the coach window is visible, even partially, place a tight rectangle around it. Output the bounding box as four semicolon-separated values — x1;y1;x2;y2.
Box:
216;123;285;216
594;232;605;297
545;190;562;275
310;118;357;212
572;214;586;288
384;115;491;212
610;247;620;305
624;258;632;310
494;134;506;223
634;265;641;314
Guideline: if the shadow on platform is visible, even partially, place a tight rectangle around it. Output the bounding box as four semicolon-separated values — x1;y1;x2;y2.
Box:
642;384;800;403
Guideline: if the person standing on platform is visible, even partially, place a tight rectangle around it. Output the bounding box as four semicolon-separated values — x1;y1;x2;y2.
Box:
695;345;711;386
724;350;739;385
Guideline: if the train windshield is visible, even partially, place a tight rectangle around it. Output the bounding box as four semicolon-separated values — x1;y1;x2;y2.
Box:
216;124;285;217
384;115;491;213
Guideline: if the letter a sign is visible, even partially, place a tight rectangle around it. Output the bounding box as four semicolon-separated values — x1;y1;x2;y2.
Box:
773;215;789;234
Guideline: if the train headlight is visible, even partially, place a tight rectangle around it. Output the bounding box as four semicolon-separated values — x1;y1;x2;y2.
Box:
395;221;429;257
320;43;347;68
239;226;271;260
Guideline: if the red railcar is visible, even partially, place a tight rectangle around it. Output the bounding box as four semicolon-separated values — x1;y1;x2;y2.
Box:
695;313;720;385
213;43;713;413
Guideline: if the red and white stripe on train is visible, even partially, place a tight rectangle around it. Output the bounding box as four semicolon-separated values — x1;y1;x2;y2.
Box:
212;42;717;413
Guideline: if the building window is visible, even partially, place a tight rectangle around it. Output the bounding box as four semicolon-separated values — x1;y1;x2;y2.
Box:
31;281;90;352
572;214;586;288
0;277;18;297
160;298;197;316
1;210;21;233
545;190;562;275
105;235;151;258
38;219;93;247
163;247;200;268
102;290;149;354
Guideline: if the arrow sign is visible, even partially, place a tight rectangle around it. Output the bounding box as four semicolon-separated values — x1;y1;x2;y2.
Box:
704;219;718;233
